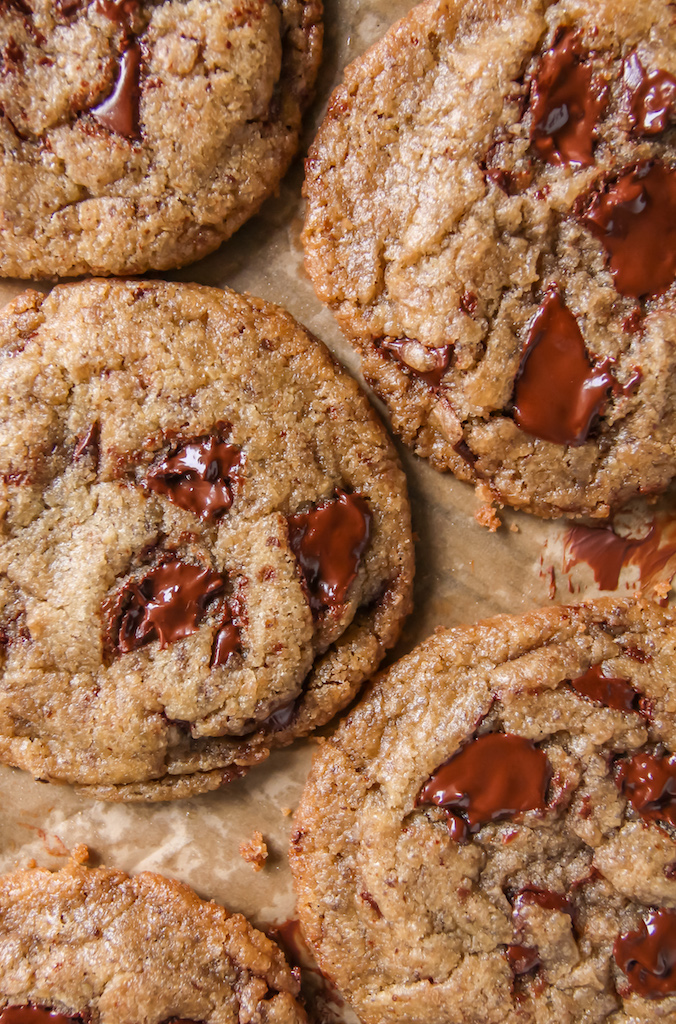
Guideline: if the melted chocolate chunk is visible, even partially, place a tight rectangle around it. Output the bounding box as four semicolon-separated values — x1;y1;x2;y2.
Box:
109;558;224;654
577;161;676;298
512;288;613;446
380;337;451;388
514;886;572;915
614;909;676;999
94;0;139;26
529;28;608;167
287;490;371;614
0;1010;83;1024
417;733;551;838
570;663;642;713
146;437;243;521
91;40;141;138
624;51;676;136
616;749;676;829
505;945;540;975
210;613;240;667
73;421;100;462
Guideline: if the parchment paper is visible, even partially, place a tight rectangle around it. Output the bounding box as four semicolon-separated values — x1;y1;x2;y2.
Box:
1;0;674;1018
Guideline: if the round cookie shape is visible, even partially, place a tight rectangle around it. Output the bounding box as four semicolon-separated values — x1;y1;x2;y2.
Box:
302;0;676;518
0;0;321;278
291;599;676;1024
0;279;414;800
0;858;307;1023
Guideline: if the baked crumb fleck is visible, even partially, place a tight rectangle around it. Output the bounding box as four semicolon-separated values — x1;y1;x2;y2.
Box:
240;831;268;871
475;504;501;532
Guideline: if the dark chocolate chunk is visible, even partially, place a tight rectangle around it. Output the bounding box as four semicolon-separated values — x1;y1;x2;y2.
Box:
512;288;613;446
109;558;224;654
529;28;608;167
614;908;676;998
91;40;141;139
417;733;551;837
287;490;371;614
624;51;676;136
0;1010;83;1024
505;944;540;975
570;663;642;713
615;749;676;829
577;160;676;298
146;436;243;521
380;337;451;388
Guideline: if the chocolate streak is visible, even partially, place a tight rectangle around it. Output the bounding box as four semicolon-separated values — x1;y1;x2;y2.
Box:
614;909;676;998
577;160;676;298
380;337;451;388
417;733;552;842
90;0;142;138
529;27;608;167
512;288;613;446
287;490;371;615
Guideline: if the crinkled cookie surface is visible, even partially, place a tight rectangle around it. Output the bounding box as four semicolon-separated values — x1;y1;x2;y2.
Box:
0;859;306;1023
303;0;676;518
0;279;413;800
0;0;321;278
291;598;676;1024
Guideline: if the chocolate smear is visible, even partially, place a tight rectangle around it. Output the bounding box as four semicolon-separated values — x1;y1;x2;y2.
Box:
529;27;608;167
577;160;676;298
146;436;243;521
614;908;676;998
570;663;642;713
417;733;552;841
505;945;540;975
624;50;676;136
91;40;141;138
380;337;451;388
109;558;224;654
0;1010;83;1024
512;288;613;446
616;749;676;829
288;490;371;614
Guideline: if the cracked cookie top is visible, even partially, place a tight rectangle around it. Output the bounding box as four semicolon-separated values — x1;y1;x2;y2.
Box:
302;0;676;518
0;859;307;1023
0;279;413;800
291;598;676;1024
0;0;322;277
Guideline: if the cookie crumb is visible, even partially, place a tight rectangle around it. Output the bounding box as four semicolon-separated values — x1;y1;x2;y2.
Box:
72;844;89;865
281;806;293;817
240;831;268;872
475;505;501;532
509;522;520;533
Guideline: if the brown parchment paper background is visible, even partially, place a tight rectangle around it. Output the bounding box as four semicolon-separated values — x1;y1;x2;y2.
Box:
1;0;675;1017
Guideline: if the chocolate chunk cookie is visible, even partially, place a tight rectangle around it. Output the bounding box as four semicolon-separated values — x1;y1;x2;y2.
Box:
303;0;676;518
0;279;413;800
0;0;321;278
291;598;676;1023
0;857;306;1023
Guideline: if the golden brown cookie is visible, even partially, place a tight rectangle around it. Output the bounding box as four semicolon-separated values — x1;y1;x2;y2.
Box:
292;598;676;1023
0;858;306;1023
0;279;413;800
0;0;321;278
303;0;676;518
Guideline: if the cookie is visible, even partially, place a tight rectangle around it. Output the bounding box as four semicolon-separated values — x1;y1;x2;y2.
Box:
0;0;321;278
0;857;306;1023
291;598;676;1023
302;0;676;519
0;279;414;800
